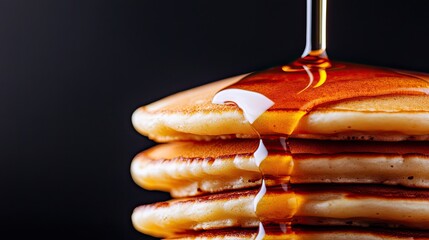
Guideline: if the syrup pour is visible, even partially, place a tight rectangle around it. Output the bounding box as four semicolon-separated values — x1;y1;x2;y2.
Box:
212;0;429;239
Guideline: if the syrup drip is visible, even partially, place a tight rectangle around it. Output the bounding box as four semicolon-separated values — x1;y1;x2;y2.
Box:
211;0;429;239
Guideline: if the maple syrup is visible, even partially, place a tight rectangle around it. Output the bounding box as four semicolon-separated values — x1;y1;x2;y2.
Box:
212;0;429;239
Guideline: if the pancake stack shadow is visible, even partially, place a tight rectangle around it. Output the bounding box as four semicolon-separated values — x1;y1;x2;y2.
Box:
130;75;429;239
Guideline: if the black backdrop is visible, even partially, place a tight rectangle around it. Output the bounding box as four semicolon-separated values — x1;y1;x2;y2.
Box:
1;0;428;239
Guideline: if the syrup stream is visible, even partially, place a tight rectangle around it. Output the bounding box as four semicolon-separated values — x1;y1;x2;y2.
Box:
303;0;328;58
212;0;429;239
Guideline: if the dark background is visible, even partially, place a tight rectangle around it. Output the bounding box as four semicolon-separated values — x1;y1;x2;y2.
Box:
1;0;428;239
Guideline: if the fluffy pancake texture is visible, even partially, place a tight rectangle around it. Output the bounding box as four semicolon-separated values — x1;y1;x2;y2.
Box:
132;74;429;142
132;185;429;238
131;139;429;197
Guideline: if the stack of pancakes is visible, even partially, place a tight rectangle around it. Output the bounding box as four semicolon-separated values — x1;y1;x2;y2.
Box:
130;75;429;239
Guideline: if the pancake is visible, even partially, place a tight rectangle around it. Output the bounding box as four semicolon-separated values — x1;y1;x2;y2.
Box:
170;226;429;240
132;184;429;238
131;75;429;142
131;66;429;239
131;139;429;197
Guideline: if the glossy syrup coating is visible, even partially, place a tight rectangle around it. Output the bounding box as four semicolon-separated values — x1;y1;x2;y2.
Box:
222;61;429;134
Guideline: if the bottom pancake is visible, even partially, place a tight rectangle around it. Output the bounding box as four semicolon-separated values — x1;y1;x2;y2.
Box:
171;226;429;240
132;184;429;238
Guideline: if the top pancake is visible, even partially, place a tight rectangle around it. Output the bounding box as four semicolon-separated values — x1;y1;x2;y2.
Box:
132;73;429;142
